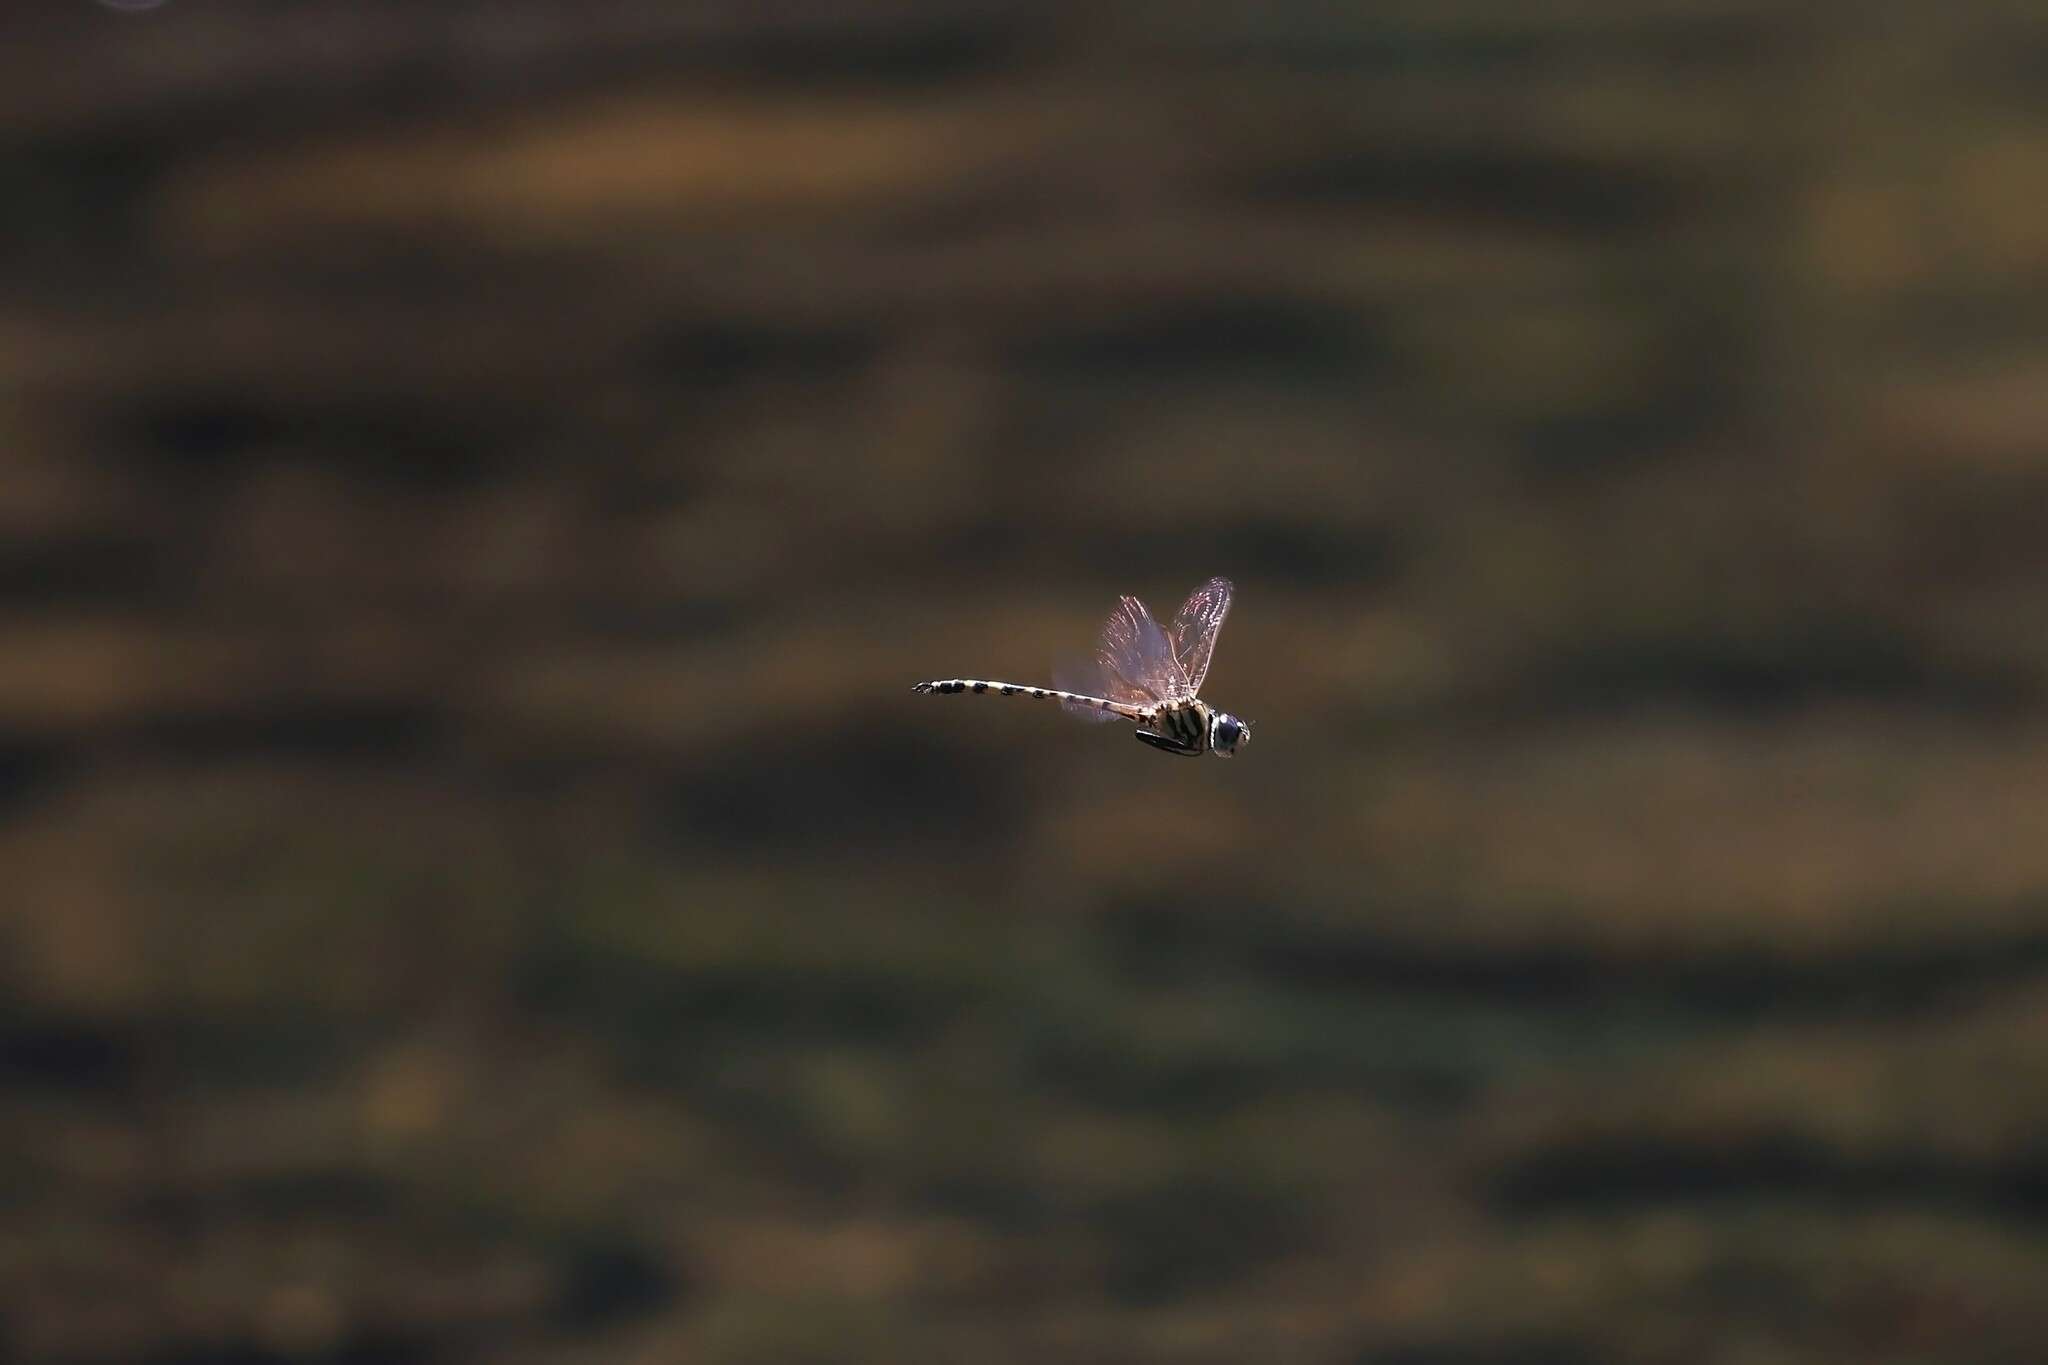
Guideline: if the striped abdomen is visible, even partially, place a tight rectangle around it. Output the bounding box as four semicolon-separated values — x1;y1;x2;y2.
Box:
911;678;1149;722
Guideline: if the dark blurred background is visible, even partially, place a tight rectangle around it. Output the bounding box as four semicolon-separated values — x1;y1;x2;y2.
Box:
5;3;2048;1362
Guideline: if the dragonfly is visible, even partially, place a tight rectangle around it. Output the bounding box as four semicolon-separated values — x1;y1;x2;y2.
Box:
913;577;1251;758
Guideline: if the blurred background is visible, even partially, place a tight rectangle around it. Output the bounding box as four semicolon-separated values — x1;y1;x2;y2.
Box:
5;3;2048;1362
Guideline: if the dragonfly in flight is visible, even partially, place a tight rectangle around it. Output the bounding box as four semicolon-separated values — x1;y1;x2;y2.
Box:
913;577;1251;758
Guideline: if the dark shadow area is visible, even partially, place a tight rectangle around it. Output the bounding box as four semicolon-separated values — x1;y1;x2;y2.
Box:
0;535;171;607
1506;624;2038;718
637;318;881;394
224;1167;404;1222
1360;1339;1601;1365
1083;520;1403;589
1245;148;1710;233
144;1330;441;1365
1011;297;1382;386
1107;900;2048;1021
133;701;449;764
654;730;1017;853
523;951;975;1060
1095;1173;1318;1303
0;733;65;818
164;1009;367;1091
689;17;1043;92
0;1015;141;1092
122;394;539;489
1490;1130;2048;1228
552;1233;682;1330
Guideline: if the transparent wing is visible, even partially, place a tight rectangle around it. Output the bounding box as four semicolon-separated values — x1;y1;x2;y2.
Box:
1170;577;1234;694
1098;593;1192;704
1053;656;1122;723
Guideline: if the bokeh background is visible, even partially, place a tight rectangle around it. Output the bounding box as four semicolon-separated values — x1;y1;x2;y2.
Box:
6;3;2048;1362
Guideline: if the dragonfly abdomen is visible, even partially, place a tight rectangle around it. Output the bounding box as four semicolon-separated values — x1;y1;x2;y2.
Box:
911;678;1148;721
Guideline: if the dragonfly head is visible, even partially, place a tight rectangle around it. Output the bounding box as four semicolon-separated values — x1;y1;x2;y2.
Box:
1209;711;1250;757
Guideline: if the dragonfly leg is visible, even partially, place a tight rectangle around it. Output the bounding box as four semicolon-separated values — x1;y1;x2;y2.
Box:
1134;729;1201;757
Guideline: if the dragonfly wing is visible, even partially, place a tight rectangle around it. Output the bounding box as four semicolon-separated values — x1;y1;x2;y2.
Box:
1098;593;1191;703
1170;577;1234;694
1053;656;1122;722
